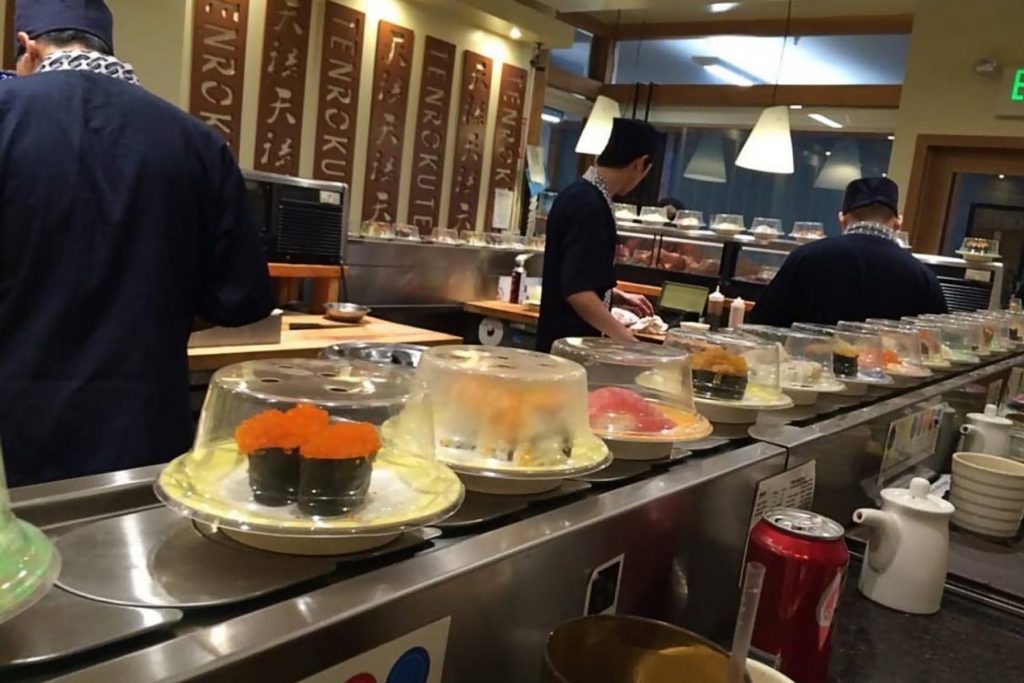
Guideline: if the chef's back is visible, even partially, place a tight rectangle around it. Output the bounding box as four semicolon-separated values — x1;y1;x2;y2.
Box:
0;71;274;486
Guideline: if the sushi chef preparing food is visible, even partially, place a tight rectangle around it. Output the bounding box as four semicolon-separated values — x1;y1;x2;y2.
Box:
537;118;659;352
0;0;273;486
749;177;948;327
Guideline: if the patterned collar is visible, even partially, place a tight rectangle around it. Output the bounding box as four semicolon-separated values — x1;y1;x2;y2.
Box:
37;50;140;86
845;221;897;243
583;167;615;211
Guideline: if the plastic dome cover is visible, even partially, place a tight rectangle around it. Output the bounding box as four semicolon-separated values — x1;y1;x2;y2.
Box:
918;314;983;357
664;329;785;404
832;325;889;381
945;314;996;354
739;326;844;390
839;322;930;378
416;346;610;477
0;456;60;625
156;359;462;536
959;312;1013;351
1006;311;1024;343
549;338;713;443
902;320;953;368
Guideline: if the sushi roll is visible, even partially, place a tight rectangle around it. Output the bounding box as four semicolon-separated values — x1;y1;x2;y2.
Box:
832;341;860;378
234;404;329;507
691;347;748;401
299;421;381;517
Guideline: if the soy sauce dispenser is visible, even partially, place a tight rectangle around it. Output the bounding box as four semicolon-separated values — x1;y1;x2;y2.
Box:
510;253;532;305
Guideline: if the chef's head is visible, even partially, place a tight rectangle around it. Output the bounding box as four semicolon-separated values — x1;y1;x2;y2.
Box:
14;0;114;76
596;118;660;196
839;176;902;231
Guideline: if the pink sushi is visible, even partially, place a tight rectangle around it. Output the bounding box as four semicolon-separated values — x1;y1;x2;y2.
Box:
588;387;675;433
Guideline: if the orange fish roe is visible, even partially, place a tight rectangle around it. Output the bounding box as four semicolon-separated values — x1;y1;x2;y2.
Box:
235;409;297;454
300;422;381;460
285;404;330;441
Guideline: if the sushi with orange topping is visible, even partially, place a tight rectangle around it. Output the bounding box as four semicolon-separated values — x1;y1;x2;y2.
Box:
235;404;329;507
298;421;381;516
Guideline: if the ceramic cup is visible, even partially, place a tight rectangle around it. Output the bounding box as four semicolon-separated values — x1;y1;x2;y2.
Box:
950;452;1024;538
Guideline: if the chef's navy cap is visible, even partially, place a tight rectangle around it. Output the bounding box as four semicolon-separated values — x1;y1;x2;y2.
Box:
842;177;899;215
598;118;660;167
15;0;114;58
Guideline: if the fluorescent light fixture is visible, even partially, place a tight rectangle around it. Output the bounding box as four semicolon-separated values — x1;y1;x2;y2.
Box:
736;105;794;175
789;104;803;109
882;173;888;178
703;63;754;87
709;2;740;12
999;174;1007;179
808;113;844;129
825;151;832;156
541;112;562;124
575;96;621;155
887;135;895;141
509;26;523;40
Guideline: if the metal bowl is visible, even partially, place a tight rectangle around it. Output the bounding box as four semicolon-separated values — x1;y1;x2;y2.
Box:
544;615;749;683
321;342;425;368
324;303;371;323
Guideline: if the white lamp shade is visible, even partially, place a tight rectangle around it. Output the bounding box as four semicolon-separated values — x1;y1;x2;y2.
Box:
575;96;621;155
735;105;794;175
814;140;862;191
684;134;727;183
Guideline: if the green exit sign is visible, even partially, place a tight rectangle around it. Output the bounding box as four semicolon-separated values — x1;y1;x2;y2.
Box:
997;67;1024;117
1011;68;1024;102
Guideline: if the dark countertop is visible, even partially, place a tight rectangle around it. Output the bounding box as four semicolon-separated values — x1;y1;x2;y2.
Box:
830;561;1024;683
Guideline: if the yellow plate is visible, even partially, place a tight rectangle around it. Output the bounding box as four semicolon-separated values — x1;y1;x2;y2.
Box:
156;442;464;537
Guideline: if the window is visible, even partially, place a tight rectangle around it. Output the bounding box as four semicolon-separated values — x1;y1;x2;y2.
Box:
550;29;593;77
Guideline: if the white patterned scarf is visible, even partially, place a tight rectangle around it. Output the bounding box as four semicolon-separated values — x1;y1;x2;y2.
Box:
583;166;615;211
845;221;897;243
36;50;140;85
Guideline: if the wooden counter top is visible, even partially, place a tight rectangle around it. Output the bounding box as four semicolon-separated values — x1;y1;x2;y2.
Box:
463;301;666;343
188;315;460;372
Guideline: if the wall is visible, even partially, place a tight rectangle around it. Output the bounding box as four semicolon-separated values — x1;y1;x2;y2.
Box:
889;0;1024;200
106;0;190;107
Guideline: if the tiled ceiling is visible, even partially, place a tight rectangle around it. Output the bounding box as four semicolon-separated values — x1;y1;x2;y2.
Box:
544;0;917;23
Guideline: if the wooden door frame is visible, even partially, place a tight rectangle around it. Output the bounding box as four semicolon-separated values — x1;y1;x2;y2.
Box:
904;134;1024;253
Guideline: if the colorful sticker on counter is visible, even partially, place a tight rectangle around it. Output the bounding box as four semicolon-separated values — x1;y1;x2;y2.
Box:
877;402;947;487
301;618;450;683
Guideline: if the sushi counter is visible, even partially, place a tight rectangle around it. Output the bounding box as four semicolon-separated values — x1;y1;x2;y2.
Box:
4;343;1024;683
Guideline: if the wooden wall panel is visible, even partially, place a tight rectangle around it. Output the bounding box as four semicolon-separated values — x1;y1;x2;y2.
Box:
448;50;492;233
253;0;312;175
486;63;528;232
312;2;365;185
407;36;456;235
3;0;14;71
189;0;251;155
361;20;415;223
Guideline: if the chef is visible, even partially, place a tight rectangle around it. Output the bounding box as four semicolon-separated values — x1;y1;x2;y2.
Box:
749;177;948;327
536;118;658;352
0;0;273;486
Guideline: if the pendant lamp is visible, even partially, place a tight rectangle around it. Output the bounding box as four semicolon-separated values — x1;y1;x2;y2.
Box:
735;0;795;175
575;96;621;155
684;133;728;183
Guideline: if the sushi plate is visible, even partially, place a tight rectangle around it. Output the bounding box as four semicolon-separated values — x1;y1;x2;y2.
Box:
693;393;794;425
434;435;612;481
782;378;847;406
156;444;465;538
592;402;714;446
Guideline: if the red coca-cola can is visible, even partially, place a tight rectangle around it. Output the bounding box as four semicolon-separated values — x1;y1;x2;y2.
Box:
748;508;850;683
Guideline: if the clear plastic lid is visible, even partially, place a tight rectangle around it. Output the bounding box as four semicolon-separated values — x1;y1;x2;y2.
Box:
792;322;837;336
550;338;713;443
156;359;463;536
0;458;60;625
791;221;826;241
432;228;461;244
528;235;547;251
614;203;639;222
751;217;783;239
1006;310;1024;343
502;233;527;249
740;326;843;390
361;221;395;240
960;312;1013;351
946;314;996;354
664;329;786;405
673;210;706;228
832;325;889;381
393;223;421;241
459;230;486;246
710;214;746;233
902;320;952;368
957;237;1000;258
639;206;669;224
918;315;983;360
841;322;929;378
416;346;610;478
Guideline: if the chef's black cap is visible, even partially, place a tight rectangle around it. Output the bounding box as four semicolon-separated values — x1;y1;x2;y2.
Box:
842;177;899;215
15;0;114;58
598;118;659;168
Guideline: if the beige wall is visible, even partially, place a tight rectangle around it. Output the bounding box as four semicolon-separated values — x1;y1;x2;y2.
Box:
890;0;1024;202
106;0;190;106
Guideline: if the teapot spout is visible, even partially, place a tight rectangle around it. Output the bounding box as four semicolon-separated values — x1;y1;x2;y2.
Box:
853;508;898;571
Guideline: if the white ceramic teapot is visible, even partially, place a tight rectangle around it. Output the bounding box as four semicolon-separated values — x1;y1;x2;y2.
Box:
852;477;955;614
960;404;1012;457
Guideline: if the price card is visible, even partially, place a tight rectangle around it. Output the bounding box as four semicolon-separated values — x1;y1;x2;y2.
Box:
878;403;947;487
747;460;817;532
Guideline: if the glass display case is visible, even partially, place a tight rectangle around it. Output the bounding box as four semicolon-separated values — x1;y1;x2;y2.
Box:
733;246;788;285
750;217;783;242
616;229;658;267
656;236;723;276
791;221;825;242
638;206;669;225
614;203;639;224
156;359;464;539
956;237;1001;262
673;210;706;230
550;339;713;456
710;213;746;237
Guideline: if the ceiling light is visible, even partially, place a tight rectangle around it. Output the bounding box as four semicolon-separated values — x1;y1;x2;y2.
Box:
709;2;740;12
736;105;794;175
808;113;844;129
789;104;803;110
509;26;523;40
882;173;888;178
541;112;562;124
575;96;621;155
825;150;832;156
999;174;1007;179
887;135;895;141
703;63;754;87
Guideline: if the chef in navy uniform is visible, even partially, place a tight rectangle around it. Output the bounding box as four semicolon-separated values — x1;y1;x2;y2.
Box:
536;119;658;352
749;177;948;328
0;0;273;486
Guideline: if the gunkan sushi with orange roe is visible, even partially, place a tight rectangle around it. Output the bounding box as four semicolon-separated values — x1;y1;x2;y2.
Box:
235;404;331;506
298;421;381;516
